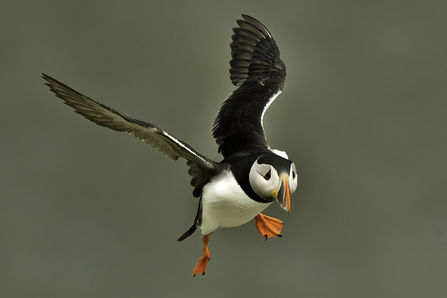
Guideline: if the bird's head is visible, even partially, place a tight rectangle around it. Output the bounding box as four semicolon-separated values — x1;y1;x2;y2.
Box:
249;153;298;212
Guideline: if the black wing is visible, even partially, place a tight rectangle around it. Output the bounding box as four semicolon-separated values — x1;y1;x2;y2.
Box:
42;74;223;197
212;14;286;158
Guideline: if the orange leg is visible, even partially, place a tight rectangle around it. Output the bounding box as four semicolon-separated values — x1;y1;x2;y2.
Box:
193;235;211;276
254;213;284;240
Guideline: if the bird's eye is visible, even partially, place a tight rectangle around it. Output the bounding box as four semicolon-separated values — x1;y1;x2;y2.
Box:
292;171;296;179
264;170;271;180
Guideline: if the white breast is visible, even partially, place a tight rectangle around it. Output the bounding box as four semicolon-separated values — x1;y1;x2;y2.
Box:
199;170;272;236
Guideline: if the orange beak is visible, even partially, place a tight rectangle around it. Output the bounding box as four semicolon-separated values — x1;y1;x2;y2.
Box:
275;174;291;213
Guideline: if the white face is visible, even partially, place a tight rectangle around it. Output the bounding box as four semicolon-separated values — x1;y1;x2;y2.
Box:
249;158;298;201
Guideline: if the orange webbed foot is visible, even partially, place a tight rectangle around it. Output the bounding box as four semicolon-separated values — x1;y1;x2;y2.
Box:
193;235;211;276
254;213;284;240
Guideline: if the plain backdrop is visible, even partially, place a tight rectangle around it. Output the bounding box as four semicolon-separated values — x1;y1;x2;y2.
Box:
1;1;446;297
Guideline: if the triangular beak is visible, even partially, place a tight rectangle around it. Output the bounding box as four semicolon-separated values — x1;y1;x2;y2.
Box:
275;174;291;213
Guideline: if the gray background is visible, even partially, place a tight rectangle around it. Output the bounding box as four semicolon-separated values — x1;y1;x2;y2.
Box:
1;0;446;297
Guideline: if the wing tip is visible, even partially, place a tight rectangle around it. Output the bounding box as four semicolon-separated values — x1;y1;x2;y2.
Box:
240;14;272;37
229;15;285;87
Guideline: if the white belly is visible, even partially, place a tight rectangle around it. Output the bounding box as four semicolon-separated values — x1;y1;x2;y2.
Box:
199;171;272;236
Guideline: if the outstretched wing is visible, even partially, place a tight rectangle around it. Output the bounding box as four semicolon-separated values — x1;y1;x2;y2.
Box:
42;74;223;197
212;14;287;158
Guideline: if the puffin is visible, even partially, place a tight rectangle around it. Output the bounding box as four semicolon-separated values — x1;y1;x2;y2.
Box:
42;14;298;276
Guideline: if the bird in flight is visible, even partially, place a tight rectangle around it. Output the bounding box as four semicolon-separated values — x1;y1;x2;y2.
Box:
42;14;298;276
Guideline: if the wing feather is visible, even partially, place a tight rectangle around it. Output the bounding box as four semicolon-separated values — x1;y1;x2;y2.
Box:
212;15;286;158
42;74;222;197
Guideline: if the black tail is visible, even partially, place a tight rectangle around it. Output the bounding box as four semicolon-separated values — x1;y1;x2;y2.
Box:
177;196;203;241
178;224;198;241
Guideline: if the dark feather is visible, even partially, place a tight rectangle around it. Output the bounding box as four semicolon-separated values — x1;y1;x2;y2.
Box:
42;74;225;197
212;15;286;158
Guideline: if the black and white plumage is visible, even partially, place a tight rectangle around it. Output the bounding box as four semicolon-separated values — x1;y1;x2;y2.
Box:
42;15;297;276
